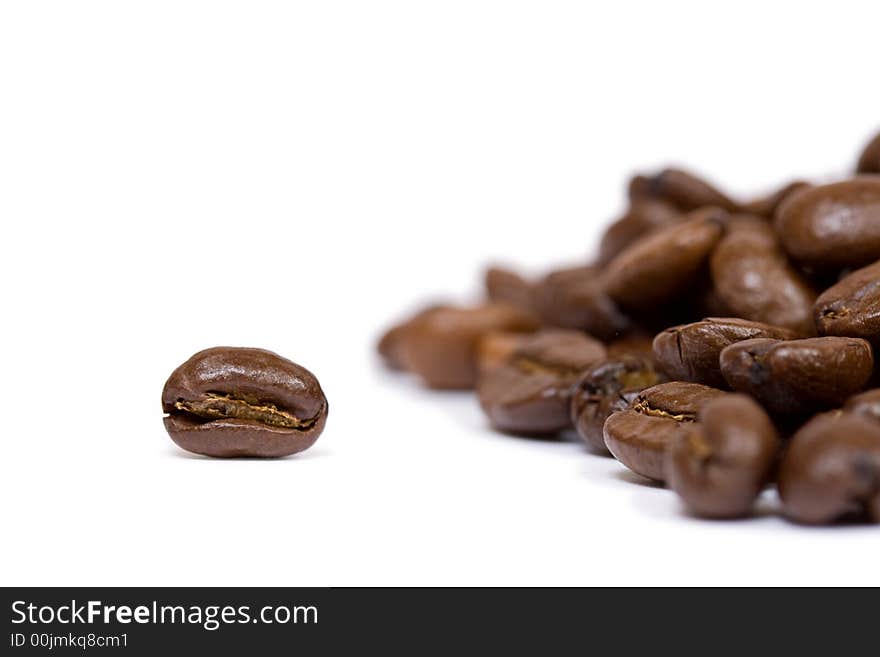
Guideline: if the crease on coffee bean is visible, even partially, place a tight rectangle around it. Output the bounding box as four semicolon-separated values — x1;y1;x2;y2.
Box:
632;399;696;422
821;307;850;320
513;356;585;378
171;392;319;430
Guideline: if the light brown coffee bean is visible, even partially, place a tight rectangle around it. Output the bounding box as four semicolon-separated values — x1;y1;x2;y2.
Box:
719;337;874;415
778;412;880;524
667;394;779;518
628;168;740;212
603;381;726;482
775;178;880;269
710;216;817;334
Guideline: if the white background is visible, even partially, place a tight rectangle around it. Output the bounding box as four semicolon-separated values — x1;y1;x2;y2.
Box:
2;1;879;587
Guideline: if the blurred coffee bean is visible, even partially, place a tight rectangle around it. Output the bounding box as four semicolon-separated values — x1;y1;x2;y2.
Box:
532;265;632;341
844;389;880;424
814;259;880;342
477;331;532;376
485;266;534;311
653;317;799;389
598;199;681;265
775;178;880;269
719;337;874;415
604;207;726;310
571;353;667;454
404;303;540;389
778;412;880;524
710;216;817;334
742;181;810;218
603;381;726;482
856;131;880;174
628;168;740;212
377;304;451;371
667;394;779;518
478;330;606;434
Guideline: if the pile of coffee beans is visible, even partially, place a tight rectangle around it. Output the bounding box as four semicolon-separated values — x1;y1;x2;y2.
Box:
379;131;880;525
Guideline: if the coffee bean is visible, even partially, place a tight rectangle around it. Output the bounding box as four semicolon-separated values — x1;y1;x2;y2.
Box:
778;412;880;524
653;317;799;389
667;394;779;518
403;303;540;389
604;207;726;310
719;337;874;415
532;265;632;341
814;259;880;341
478;330;606;434
710;216;816;334
628;168;740;212
742;181;811;218
162;347;328;458
844;388;880;423
775;178;880;269
598;199;681;265
377;304;449;371
571;353;667;454
856;131;880;174
485;266;534;311
603;381;726;481
477;330;531;376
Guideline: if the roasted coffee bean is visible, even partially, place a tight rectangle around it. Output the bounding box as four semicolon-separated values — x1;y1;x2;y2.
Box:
404;303;539;389
377;304;449;371
598;199;681;265
606;335;657;360
653;317;799;389
604;207;726;310
162;347;328;458
710;216;816;334
478;330;606;434
667;394;778;518
719;337;874;415
775;178;880;269
485;266;534;311
571;353;667;454
628;168;740;212
477;331;531;375
532;265;632;341
742;181;810;218
814;259;880;341
778;412;880;524
856;131;880;175
603;382;726;481
844;389;880;424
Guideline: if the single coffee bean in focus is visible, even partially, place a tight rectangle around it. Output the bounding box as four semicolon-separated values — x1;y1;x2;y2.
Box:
719;336;874;416
603;381;726;482
667;394;779;518
162;347;328;458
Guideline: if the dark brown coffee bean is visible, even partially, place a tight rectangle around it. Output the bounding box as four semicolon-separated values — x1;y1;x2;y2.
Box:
604;207;726;310
844;389;880;424
719;337;874;415
775;178;880;269
404;303;540;389
532;265;632;341
162;347;328;458
814;259;880;341
571;353;667;454
667;394;779;518
856;131;880;174
628;168;740;212
653;317;799;389
478;330;606;434
778;412;880;524
485;266;534;311
742;181;810;218
710;216;817;334
598;199;681;265
377;304;449;371
603;382;726;481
